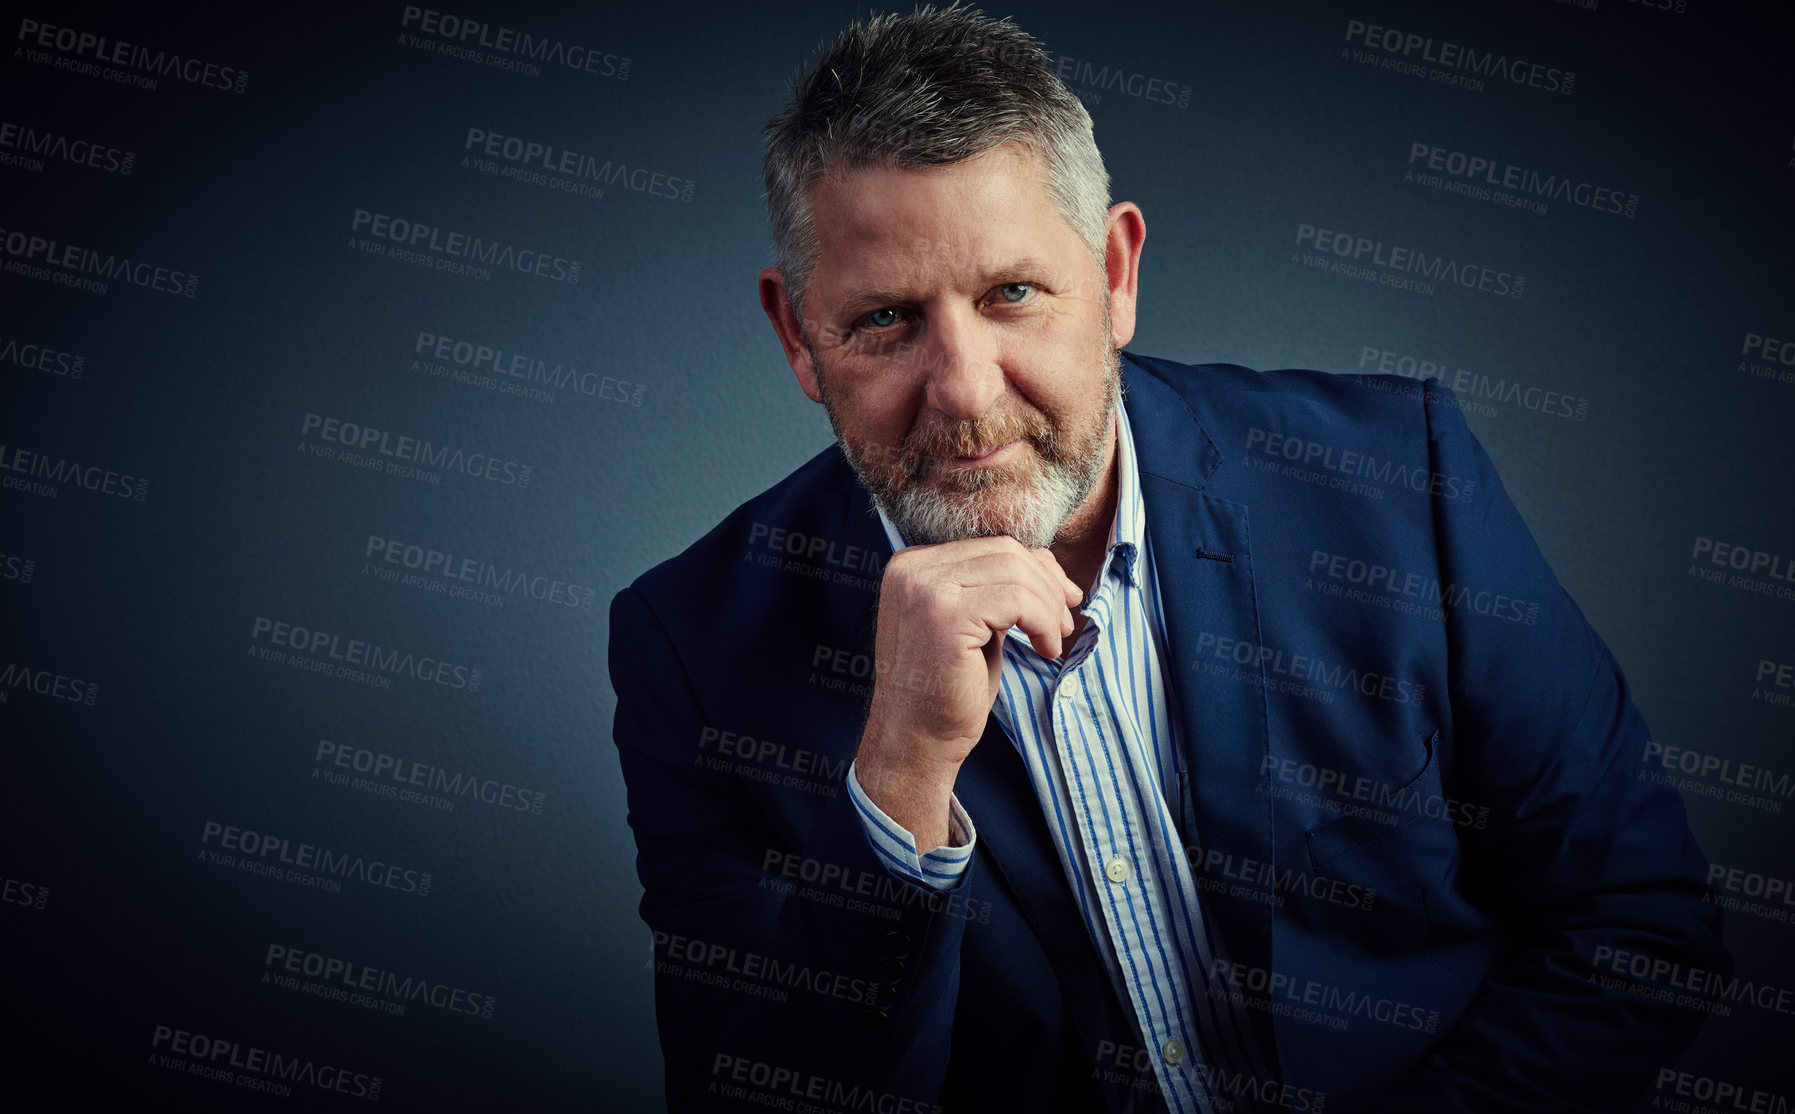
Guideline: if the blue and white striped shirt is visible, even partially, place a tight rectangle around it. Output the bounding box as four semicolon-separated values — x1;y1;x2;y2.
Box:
846;403;1269;1113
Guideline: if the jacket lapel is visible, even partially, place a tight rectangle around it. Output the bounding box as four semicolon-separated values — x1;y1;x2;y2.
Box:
1123;356;1284;1082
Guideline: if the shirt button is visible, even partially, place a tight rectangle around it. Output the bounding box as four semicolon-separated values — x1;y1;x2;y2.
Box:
1162;1039;1184;1065
1104;857;1129;883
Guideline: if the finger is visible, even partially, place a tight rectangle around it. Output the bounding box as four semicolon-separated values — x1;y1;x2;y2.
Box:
1030;547;1085;606
946;547;1076;615
903;534;1038;568
976;549;1078;643
961;582;1068;660
895;538;1075;655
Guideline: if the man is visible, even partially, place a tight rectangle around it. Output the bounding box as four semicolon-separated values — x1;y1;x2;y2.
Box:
608;7;1727;1112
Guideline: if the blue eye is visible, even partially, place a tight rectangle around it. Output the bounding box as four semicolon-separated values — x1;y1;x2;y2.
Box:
998;283;1033;303
866;307;901;329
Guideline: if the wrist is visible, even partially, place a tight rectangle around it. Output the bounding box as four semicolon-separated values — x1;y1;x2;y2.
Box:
852;749;960;855
855;731;962;804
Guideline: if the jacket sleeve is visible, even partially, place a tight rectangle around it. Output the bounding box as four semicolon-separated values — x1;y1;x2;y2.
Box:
1373;379;1730;1112
609;584;976;1112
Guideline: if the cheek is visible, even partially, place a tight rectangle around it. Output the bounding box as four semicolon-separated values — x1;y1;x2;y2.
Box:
1007;360;1088;426
1009;307;1104;386
830;371;919;446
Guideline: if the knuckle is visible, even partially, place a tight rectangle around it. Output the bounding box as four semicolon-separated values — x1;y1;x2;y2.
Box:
916;590;949;622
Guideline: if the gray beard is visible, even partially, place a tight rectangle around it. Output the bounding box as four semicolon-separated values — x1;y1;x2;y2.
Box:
870;394;1115;551
820;346;1121;552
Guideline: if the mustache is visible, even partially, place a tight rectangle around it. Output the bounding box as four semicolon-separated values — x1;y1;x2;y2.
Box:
901;409;1053;474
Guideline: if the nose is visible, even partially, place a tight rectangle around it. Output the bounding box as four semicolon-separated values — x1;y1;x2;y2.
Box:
919;303;1004;421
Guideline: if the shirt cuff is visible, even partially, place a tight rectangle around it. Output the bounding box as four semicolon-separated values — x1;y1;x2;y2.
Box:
846;760;977;892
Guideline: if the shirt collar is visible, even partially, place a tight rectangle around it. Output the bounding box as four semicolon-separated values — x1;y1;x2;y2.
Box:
873;400;1144;588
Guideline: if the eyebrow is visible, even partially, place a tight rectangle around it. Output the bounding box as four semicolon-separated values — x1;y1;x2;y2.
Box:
835;258;1056;317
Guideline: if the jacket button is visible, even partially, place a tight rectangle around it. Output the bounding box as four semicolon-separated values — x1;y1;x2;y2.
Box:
862;1008;892;1034
865;982;899;1010
882;931;913;958
874;955;906;984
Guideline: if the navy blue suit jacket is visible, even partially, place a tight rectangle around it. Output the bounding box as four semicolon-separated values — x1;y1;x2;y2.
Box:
609;354;1726;1113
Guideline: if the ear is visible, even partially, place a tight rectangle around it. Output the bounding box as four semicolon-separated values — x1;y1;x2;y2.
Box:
759;268;823;404
1100;202;1146;349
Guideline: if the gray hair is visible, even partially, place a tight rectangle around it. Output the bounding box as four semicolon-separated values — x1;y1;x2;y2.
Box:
762;5;1111;322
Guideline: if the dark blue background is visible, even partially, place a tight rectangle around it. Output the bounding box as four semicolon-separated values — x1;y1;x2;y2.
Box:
3;0;1791;1109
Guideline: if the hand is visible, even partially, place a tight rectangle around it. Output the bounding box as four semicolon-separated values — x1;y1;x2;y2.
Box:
855;537;1084;852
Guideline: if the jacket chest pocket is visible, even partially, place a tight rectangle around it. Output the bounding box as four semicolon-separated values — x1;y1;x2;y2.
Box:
1303;728;1454;873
